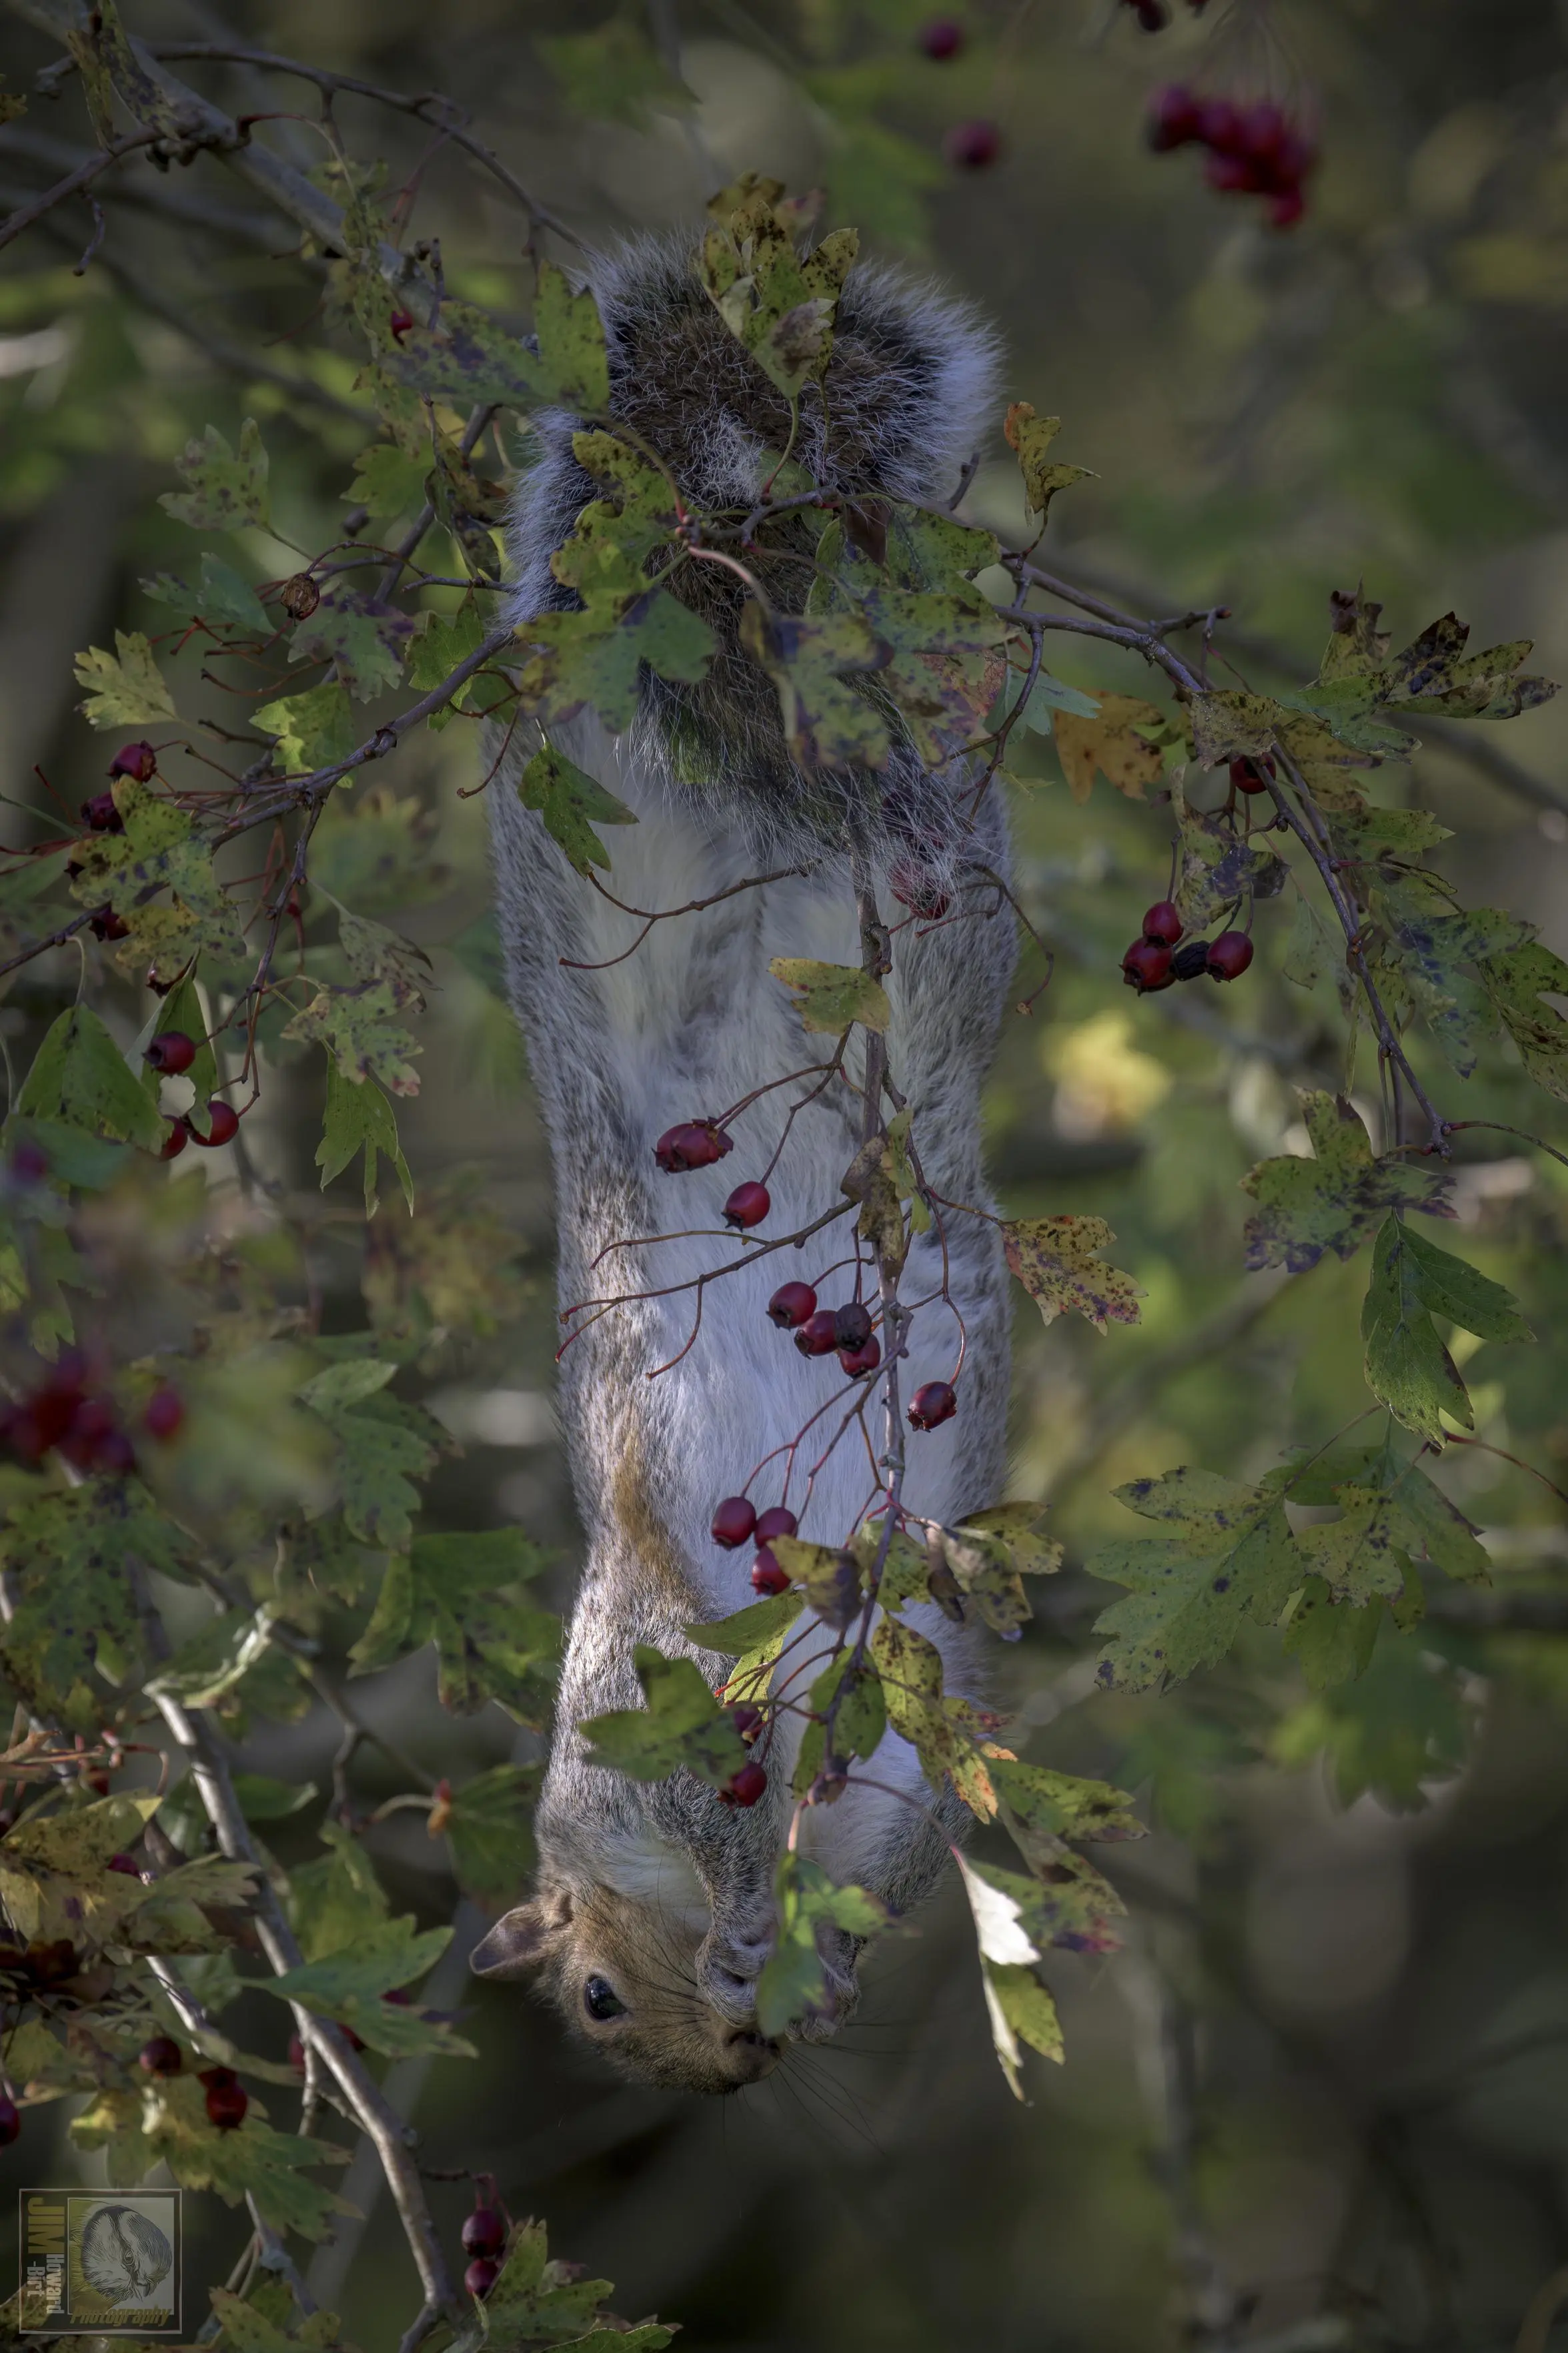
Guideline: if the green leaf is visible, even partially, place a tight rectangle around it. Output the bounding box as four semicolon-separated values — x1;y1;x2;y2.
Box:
754;1849;885;2038
1476;939;1568;1099
159;418;270;532
1381;610;1556;720
233;1774;318;1824
347;1528;556;1721
516;586;715;733
254;682;358;776
1088;1466;1303;1692
316;1059;414;1218
516;743;638;875
981;1959;1063;2098
68;776;244;982
1294;1485;1413;1605
683;1591;804;1657
954;1851;1123;1966
289;589;416;700
17;1005;167;1153
1361;1214;1532;1443
477;2214;674;2353
1271;1628;1473;1809
259;1921;474;2057
767;956;890;1035
342;441;429;520
1002;1214;1142;1334
577;1647;747;1787
441;1763;539;1909
700;196;858;397
82;2073;351;2238
73;631;177;730
142;552;271;636
283;982;421;1099
739;602;889;769
287;1822;389;1961
1169;779;1287;925
533;258;612;411
0;1481;199;1733
1002;402;1094;520
987;1757;1143;1844
1241;1093;1455;1274
1281;1577;1383;1691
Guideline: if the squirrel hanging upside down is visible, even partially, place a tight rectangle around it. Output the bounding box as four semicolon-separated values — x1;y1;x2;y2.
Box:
472;225;1016;2093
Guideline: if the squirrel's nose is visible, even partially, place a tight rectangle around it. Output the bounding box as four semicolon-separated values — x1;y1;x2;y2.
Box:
724;2029;780;2083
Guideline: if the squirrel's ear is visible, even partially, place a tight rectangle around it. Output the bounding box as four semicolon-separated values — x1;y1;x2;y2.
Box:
469;1891;572;1979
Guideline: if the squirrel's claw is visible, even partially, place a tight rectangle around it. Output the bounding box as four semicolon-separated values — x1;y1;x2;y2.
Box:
697;1924;774;2022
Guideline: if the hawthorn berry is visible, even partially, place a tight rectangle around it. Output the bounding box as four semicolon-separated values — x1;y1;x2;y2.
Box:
108;741;157;784
654;1121;732;1173
918;17;964;59
833;1302;873;1352
462;2208;507;2260
753;1505;798;1543
838;1334;882;1378
767;1281;816;1329
159;1119;187;1161
388;308;416;344
139;2035;182;2076
187;1100;239;1148
145;1386;184;1442
1230;754;1277;794
465;2257;500;2299
145;1031;196;1076
1170;940;1212;983
945;118;1001;169
9;1140;47;1185
888;857;952;921
1122;938;1174;993
711;1496;757;1550
723;1181;770;1230
79;791;123;834
0;2097;19;2148
90;907;130;942
201;2067;247;2130
1270;186;1306;229
107;1853;139;1876
1147;85;1203;148
1142;901;1184;945
90;1426;137;1478
908;1380;958;1430
1207;931;1255;981
795;1310;839;1358
750;1548;790;1596
279;573;320;621
721;1761;768;1807
728;1703;764;1742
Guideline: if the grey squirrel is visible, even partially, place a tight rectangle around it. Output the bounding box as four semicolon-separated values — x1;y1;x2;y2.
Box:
471;229;1016;2093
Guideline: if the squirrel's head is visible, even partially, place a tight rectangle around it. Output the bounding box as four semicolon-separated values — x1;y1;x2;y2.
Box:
470;1880;785;2095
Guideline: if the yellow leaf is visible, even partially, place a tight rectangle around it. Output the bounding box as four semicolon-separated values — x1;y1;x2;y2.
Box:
1050;693;1166;805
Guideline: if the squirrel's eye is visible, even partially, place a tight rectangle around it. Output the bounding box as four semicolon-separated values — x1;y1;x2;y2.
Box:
583;1975;626;2021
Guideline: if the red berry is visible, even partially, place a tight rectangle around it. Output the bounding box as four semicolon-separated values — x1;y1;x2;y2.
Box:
768;1281;817;1330
750;1548;790;1596
145;1031;196;1075
728;1703;764;1742
1229;755;1276;794
145;1386;184;1442
288;2035;307;2072
1142;901;1183;945
462;2208;506;2260
833;1302;873;1352
1197;95;1245;152
1207;931;1255;981
711;1496;757;1550
198;2065;237;2089
944;117;1001;169
1205;149;1265;194
721;1761;768;1808
795;1310;839;1358
1269;186;1306;229
654;1121;732;1173
90;1427;137;1478
908;1380;958;1430
1126;0;1169;28
918;17;964;59
9;1139;48;1185
753;1506;797;1543
1122;938;1173;993
888;858;952;921
389;308;416;343
838;1334;882;1378
107;1853;139;1875
189;1100;239;1148
79;791;123;834
159;1119;187;1161
108;742;157;784
465;2257;499;2300
90;906;130;942
723;1181;770;1230
381;1987;412;2007
1147;83;1202;149
139;2035;182;2076
205;2079;248;2130
0;2097;19;2147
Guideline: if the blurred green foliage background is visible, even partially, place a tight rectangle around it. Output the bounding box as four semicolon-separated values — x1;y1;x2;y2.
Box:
3;2;1568;2347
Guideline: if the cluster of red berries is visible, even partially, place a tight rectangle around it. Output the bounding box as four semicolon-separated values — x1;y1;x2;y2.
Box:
766;1282;882;1379
139;1029;239;1158
462;2198;508;2300
0;1351;181;1474
77;747;155;938
712;1491;802;1598
1121;901;1254;995
653;1120;770;1231
1147;85;1317;228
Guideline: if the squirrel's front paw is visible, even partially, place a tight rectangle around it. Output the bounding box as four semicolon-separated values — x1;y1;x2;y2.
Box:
790;1923;862;2044
697;1922;776;2022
